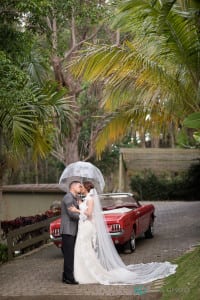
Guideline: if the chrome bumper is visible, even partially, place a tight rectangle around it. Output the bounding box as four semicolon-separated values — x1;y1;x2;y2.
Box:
50;230;124;241
50;235;62;242
110;230;124;237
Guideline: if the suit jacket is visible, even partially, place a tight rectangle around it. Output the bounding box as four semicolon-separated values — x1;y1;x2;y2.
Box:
60;192;79;236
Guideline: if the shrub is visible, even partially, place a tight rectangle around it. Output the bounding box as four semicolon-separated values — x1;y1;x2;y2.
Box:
130;171;169;200
1;208;61;237
184;162;200;199
0;243;8;263
130;162;200;200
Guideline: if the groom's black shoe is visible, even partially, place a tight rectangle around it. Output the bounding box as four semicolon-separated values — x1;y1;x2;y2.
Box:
63;278;79;285
62;275;78;285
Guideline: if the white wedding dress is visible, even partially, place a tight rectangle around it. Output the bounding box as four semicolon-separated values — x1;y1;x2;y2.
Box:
74;192;177;285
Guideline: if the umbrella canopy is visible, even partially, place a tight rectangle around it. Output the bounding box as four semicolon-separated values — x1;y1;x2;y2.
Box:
59;161;105;193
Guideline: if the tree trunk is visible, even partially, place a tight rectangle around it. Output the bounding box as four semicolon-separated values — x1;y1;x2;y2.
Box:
48;12;103;166
169;122;176;148
35;160;39;184
63;127;81;165
151;135;160;148
140;131;146;148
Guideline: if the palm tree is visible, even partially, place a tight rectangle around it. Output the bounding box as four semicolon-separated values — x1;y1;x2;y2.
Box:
72;0;200;156
0;52;74;185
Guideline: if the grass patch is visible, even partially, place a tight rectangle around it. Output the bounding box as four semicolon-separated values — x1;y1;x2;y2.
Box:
161;245;200;300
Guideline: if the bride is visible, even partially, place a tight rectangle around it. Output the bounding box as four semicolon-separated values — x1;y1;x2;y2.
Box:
68;181;177;285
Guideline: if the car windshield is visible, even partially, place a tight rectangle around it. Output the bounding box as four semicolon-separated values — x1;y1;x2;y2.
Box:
99;193;139;209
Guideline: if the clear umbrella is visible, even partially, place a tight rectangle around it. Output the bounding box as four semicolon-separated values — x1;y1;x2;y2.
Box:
59;161;105;193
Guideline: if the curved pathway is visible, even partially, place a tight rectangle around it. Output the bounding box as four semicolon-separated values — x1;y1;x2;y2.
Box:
0;201;199;299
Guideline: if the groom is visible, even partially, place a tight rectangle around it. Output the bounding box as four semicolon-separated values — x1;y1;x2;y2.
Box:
60;181;82;284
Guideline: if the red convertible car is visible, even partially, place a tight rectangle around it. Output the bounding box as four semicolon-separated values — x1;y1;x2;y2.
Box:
49;193;155;253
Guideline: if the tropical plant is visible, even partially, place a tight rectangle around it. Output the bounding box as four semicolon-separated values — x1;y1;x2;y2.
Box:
0;243;8;263
0;52;74;184
130;161;200;200
19;0;118;165
0;0;78;184
72;0;200;156
183;112;200;146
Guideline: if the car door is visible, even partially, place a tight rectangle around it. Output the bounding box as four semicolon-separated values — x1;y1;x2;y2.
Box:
135;205;150;235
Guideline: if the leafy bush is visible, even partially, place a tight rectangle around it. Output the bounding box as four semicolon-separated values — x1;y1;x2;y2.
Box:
1;208;61;237
130;171;170;200
178;162;200;200
130;162;200;200
0;243;8;263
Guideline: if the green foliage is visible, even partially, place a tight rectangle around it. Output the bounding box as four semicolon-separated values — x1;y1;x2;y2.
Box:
72;0;200;156
184;161;200;198
183;112;200;129
130;162;200;200
161;245;200;300
0;0;115;177
130;171;169;200
0;243;8;263
179;112;200;147
184;112;200;146
0;25;33;65
91;145;119;176
0;51;30;92
4;152;65;184
0;52;35;150
24;43;51;85
77;83;103;159
76;82;119;175
0;50;74;183
176;127;197;148
0;0;36;65
24;0;109;54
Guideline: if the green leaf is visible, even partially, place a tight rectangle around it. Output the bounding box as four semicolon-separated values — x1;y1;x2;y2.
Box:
183;112;200;129
193;132;200;144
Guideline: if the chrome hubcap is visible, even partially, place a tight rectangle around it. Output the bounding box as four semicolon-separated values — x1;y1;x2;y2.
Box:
150;224;154;235
130;233;135;249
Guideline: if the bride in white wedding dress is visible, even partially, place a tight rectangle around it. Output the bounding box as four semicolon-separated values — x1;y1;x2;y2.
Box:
68;181;177;285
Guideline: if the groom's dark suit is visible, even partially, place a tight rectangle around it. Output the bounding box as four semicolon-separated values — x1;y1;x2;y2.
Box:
60;192;79;282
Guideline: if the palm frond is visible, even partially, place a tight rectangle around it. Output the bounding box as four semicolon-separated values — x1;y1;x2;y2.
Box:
5;103;36;150
95;112;132;157
71;0;200;155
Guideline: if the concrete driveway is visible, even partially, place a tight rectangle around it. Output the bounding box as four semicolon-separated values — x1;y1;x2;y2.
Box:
0;201;199;299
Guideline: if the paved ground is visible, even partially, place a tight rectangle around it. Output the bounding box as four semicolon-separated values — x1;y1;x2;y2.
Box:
0;201;200;300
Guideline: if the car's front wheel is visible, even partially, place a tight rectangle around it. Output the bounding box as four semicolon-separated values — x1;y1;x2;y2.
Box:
123;230;136;253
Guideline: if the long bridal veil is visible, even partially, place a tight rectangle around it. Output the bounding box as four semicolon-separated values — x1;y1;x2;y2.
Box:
90;188;177;285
